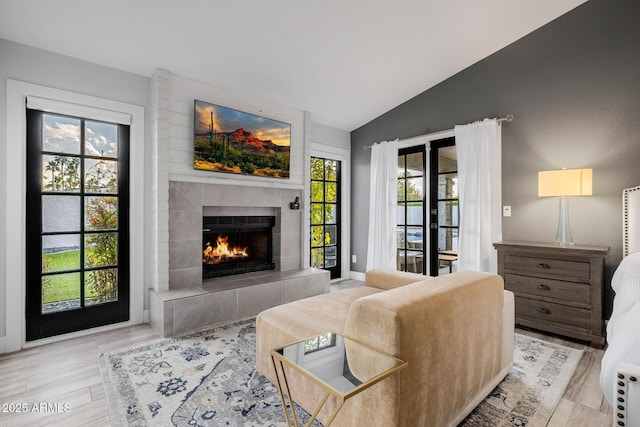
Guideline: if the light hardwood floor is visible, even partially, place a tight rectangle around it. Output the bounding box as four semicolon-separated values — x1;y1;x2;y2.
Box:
0;280;613;426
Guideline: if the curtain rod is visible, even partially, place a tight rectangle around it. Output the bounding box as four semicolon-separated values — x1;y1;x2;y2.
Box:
362;114;514;150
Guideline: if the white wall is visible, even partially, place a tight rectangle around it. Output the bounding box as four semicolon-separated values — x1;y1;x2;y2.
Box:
0;38;151;347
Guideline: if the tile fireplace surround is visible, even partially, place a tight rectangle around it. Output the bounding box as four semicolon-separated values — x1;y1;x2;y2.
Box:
149;181;330;337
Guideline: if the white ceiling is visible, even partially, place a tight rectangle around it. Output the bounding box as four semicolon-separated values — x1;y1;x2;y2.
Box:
0;0;587;131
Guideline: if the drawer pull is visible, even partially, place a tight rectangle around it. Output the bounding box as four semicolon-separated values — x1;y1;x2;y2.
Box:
537;263;551;269
537;307;551;315
537;284;551;291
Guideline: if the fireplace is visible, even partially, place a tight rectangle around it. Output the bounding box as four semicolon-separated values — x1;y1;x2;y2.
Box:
202;215;275;279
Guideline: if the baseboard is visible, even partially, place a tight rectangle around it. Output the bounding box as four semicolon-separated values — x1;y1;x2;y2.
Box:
350;271;365;281
0;335;6;355
143;309;149;323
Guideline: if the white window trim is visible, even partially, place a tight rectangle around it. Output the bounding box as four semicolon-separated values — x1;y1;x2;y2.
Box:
310;143;351;280
5;80;145;352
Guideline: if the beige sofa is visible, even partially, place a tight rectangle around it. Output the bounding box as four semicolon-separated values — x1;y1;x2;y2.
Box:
256;269;515;427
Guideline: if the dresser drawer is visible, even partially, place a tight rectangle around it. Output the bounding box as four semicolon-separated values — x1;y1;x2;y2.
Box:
504;273;590;305
515;296;590;330
504;254;590;280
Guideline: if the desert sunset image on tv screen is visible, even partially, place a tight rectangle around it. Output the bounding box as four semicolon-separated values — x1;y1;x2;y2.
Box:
193;100;291;178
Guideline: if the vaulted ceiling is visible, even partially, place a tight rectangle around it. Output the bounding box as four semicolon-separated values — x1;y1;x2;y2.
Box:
0;0;588;131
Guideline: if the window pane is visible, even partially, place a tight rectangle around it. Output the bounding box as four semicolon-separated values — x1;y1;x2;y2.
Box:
438;146;457;173
406;177;423;201
85;233;118;267
85;268;118;305
43;114;81;154
311;248;324;268
42;235;80;272
42;273;80;314
325;225;337;245
85;121;118;158
325;246;337;267
406;152;423;177
85;159;118;193
325;182;337;203
397;227;406;249
311;158;324;180
397;204;406;225
311;225;324;247
42;155;80;192
397;156;405;178
311;181;324;202
438;173;458;198
325;160;337;181
397;180;406;202
438;201;459;227
42;195;81;232
85;196;118;230
438;228;459;252
311;203;324;225
406;202;423;225
406;226;423;250
325;204;337;224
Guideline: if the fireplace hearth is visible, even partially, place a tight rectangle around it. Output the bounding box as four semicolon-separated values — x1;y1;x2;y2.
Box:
202;215;275;279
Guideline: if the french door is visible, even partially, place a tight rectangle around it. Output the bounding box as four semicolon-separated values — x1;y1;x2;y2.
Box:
310;157;341;279
25;109;130;341
429;137;458;276
397;146;426;274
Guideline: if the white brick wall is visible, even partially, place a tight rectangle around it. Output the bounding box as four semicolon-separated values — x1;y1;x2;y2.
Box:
151;70;310;289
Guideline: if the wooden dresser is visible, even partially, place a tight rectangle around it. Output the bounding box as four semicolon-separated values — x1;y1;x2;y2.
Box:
493;241;609;347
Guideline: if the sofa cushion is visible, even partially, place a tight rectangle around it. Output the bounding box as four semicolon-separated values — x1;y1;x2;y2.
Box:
255;286;382;380
365;268;429;290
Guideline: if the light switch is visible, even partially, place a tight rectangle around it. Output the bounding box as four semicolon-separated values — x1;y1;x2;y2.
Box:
352;255;357;263
503;206;512;217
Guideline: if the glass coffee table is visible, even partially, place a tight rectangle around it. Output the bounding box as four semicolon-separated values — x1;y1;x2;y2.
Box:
270;332;407;427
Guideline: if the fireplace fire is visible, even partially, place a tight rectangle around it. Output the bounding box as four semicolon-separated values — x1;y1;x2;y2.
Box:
202;216;275;279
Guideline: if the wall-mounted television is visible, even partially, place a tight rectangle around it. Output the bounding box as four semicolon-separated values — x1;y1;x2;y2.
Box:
193;99;291;178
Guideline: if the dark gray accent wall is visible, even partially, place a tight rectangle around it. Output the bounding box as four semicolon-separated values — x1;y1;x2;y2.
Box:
351;0;640;318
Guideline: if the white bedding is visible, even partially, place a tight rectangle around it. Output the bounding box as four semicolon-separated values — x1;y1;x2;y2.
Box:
599;252;640;404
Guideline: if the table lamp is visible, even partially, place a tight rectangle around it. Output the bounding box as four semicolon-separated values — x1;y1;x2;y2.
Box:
538;168;592;246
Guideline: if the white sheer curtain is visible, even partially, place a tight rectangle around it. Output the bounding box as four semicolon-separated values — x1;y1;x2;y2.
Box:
366;139;399;271
455;119;502;273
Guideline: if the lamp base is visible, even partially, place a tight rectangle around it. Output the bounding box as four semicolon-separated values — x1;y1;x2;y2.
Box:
555;196;574;246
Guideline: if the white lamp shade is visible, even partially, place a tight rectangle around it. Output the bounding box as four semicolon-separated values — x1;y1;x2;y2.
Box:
538;168;593;197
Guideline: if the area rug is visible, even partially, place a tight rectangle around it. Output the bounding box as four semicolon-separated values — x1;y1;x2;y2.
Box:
99;319;583;427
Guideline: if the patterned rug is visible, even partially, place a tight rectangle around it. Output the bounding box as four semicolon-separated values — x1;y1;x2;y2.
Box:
99;319;583;426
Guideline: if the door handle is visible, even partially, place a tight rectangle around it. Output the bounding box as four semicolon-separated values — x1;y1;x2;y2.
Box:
430;223;438;229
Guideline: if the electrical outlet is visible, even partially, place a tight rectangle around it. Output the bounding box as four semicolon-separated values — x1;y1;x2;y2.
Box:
503;206;512;217
352;254;357;263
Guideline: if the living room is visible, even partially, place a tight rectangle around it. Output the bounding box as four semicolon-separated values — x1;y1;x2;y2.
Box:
1;0;639;425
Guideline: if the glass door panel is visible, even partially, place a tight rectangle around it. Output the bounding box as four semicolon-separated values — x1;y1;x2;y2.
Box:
397;146;426;274
310;157;341;279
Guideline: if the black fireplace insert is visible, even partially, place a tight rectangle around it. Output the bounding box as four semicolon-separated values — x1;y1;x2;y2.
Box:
202;215;275;279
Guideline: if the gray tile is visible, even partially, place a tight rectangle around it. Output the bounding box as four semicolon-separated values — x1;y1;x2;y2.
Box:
169;239;201;270
173;290;238;335
149;291;175;337
286;270;330;302
169;268;202;289
280;255;302;271
169;210;202;241
169;181;202;211
238;281;286;318
202;184;246;207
